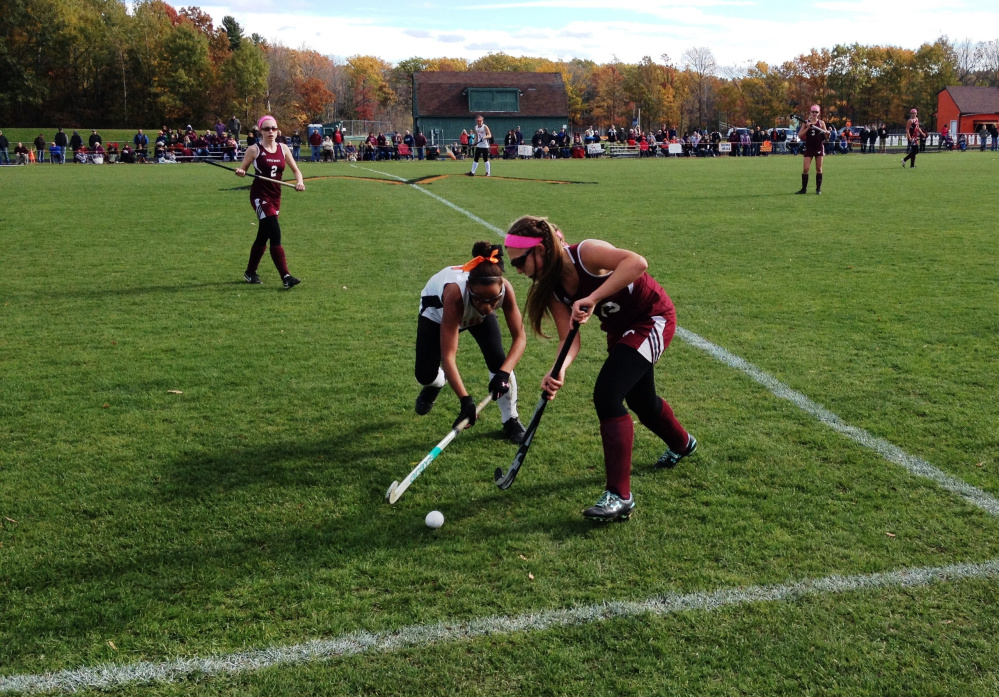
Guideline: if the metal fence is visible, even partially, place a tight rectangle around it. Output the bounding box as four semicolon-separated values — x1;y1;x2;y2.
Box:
332;120;394;137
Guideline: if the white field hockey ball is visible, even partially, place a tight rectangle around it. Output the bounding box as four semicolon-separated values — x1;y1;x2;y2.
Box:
425;510;444;528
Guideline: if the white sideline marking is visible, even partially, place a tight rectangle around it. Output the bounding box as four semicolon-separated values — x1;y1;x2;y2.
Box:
3;559;998;694
351;165;505;234
675;328;999;518
350;170;999;518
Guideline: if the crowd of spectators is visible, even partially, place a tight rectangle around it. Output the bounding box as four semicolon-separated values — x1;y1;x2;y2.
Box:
354;130;432;161
975;123;999;151
6;118;994;166
0;117;358;166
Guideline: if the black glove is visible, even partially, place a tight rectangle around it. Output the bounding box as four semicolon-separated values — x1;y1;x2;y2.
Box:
453;395;477;430
489;370;511;400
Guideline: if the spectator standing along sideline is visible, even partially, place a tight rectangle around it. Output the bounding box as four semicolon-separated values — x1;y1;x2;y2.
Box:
308;128;322;162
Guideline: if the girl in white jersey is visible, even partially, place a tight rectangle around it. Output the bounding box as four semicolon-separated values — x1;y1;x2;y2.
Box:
466;115;493;177
416;242;527;443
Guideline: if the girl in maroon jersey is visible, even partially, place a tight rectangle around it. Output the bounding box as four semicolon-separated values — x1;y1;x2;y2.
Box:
235;115;306;288
504;216;696;521
901;108;926;168
796;104;829;195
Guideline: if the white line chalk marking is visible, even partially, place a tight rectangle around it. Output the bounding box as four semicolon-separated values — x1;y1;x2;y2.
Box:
675;327;999;517
352;165;505;234
3;559;998;694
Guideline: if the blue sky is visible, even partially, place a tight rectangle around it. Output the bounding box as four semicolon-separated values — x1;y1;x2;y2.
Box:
198;0;997;69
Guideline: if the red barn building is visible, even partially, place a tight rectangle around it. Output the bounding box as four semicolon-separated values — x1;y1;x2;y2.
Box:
936;86;999;135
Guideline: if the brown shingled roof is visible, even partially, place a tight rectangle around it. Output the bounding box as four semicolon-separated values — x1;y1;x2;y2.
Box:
942;86;999;114
414;71;568;117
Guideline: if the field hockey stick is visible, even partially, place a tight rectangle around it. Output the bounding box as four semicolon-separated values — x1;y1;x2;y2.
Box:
203;157;299;189
386;395;493;504
494;320;581;490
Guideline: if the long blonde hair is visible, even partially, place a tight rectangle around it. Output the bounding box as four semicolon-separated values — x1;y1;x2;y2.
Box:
507;215;564;337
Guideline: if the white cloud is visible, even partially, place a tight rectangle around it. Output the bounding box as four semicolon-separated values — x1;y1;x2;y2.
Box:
198;3;999;67
469;0;752;9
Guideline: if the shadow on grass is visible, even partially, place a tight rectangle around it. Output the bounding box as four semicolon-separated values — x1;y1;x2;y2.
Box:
160;417;596;525
1;421;604;657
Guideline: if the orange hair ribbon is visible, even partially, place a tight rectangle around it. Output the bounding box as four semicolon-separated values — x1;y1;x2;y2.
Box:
452;248;500;272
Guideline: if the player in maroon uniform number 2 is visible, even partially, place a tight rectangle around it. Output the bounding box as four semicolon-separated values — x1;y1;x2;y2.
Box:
796;104;830;195
901;108;927;169
504;216;697;521
235;115;306;288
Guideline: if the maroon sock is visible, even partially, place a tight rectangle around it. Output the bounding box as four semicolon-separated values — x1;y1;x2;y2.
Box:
600;414;633;499
636;398;689;453
247;243;267;273
270;245;290;277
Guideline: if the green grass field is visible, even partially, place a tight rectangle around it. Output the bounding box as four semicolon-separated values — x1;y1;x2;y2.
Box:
2;151;998;695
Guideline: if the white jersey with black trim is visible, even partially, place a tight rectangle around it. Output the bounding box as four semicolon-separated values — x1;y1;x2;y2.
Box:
419;267;506;329
474;123;489;148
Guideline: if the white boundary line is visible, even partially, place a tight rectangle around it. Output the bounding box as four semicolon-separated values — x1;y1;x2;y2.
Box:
355;165;999;518
675;328;999;517
3;559;998;694
351;164;505;234
4;173;996;694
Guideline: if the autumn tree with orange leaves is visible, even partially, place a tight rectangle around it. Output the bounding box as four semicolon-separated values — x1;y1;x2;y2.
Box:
0;3;989;135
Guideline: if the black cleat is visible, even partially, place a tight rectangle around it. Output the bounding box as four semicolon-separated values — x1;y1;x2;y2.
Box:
415;385;442;415
244;271;262;284
465;171;474;176
655;434;697;470
582;490;635;521
816;190;822;195
794;188;807;194
502;417;527;444
282;275;301;289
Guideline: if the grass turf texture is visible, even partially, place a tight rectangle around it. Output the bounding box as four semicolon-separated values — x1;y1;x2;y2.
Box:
1;153;997;693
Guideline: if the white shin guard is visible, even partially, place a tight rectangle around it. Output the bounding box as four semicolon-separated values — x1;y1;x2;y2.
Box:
425;367;446;389
491;371;519;422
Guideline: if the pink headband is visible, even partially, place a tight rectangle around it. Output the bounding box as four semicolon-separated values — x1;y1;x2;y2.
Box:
505;233;543;247
257;115;277;129
810;104;820;112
